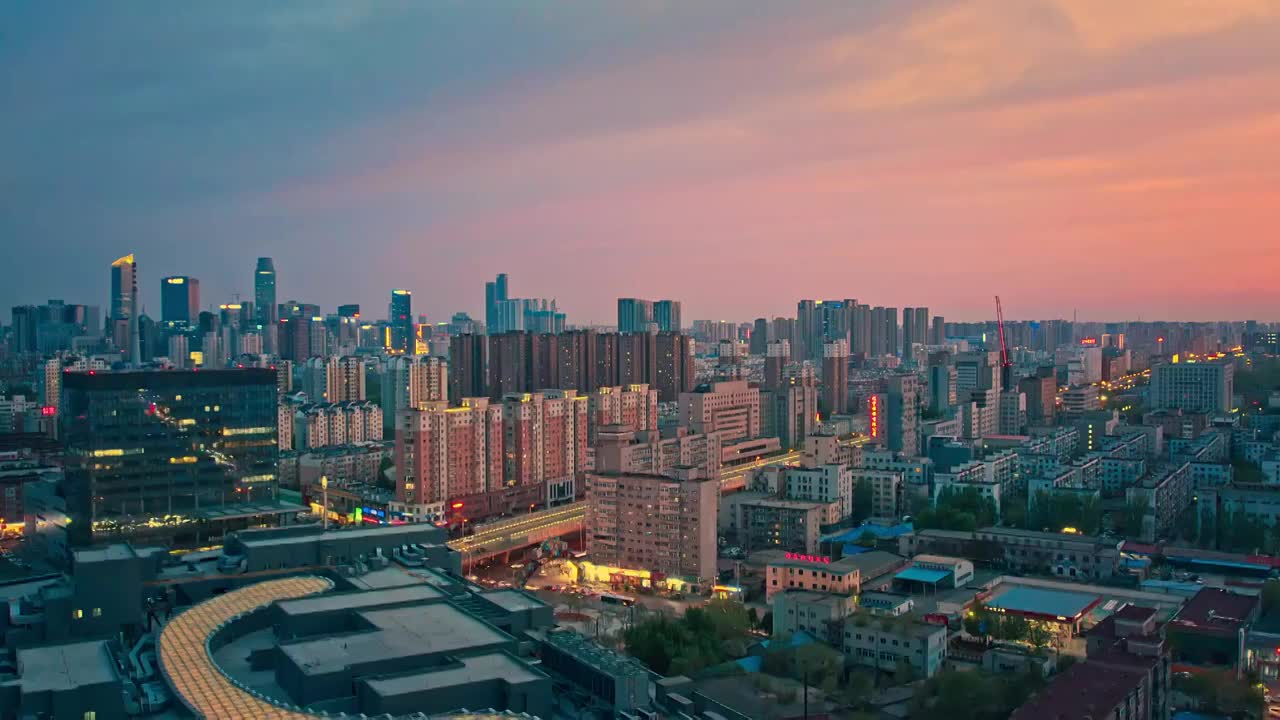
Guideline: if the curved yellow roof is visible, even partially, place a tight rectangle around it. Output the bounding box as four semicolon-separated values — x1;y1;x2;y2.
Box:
157;575;333;719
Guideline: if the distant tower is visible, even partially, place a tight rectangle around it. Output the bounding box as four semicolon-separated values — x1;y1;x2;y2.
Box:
110;254;140;364
254;257;277;328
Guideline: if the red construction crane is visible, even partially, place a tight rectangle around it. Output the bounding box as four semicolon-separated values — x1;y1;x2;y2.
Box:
995;295;1012;390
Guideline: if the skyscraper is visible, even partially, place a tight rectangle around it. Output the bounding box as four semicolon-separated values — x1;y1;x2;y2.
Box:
654;300;682;332
902;307;916;359
110;254;139;363
822;340;849;417
763;340;790;391
448;334;487;402
485;273;509;332
254;257;276;328
161;276;200;324
617;298;655;333
389;289;412;353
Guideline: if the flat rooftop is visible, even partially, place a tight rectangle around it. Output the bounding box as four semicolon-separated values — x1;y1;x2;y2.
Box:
237;523;446;548
73;543;138;563
361;652;545;697
481;589;547;613
987;586;1101;621
18;640;118;693
280;603;511;675
275;584;444;616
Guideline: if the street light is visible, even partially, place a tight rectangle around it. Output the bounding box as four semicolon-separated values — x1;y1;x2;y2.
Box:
320;475;329;531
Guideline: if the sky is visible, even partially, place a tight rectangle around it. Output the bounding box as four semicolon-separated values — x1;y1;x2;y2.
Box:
3;1;1279;324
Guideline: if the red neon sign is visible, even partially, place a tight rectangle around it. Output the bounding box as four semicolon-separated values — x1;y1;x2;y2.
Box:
785;552;831;564
41;406;56;417
869;394;880;439
1081;337;1098;346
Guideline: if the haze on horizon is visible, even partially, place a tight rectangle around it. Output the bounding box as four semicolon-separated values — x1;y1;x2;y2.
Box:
2;1;1279;323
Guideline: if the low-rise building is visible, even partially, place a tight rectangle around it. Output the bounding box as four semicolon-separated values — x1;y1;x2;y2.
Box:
763;549;905;600
973;527;1122;581
772;590;857;643
841;616;948;679
851;469;904;520
730;497;843;554
1166;587;1259;671
1125;462;1192;542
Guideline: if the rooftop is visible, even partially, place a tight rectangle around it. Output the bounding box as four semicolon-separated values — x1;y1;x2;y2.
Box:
1169;587;1259;638
280;603;511;675
275;584;444;616
894;566;951;585
73;543;139;563
1010;661;1144;720
986;586;1101;621
17;640;119;693
360;652;545;696
481;589;547;613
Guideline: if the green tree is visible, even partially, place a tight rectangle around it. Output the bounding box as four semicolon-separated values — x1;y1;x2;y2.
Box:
852;479;875;523
1261;580;1280;617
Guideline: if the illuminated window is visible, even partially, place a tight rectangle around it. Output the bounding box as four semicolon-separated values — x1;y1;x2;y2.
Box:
73;609;84;619
92;607;103;617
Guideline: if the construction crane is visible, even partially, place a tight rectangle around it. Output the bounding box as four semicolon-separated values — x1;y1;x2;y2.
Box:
995;295;1013;391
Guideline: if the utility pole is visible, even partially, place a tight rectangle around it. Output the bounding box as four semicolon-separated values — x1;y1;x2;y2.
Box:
802;668;809;720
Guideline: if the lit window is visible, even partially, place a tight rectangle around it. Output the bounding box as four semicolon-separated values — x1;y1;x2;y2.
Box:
73;609;84;619
92;607;103;617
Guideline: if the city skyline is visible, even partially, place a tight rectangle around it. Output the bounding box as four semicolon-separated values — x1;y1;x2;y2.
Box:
4;2;1280;322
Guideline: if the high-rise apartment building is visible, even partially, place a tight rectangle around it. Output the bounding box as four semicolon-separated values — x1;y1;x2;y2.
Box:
59;369;281;547
161;274;200;322
382;355;448;430
586;468;718;585
768;365;818;452
1150;359;1234;413
679;379;760;444
822;340;850;417
615;332;654;389
764;340;790;391
388;289;413;354
487;332;559;398
655;332;695;402
931;315;946;345
886;373;920;456
501;390;588;494
448;334;486;403
1019;366;1057;426
556;329;598;393
394;399;504;515
327;356;367;402
588;384;658;438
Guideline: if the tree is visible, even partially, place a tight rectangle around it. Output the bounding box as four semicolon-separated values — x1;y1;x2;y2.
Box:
1262;580;1280;617
1026;622;1053;651
1118;500;1148;538
997;615;1030;643
852;479;875;523
623;601;754;675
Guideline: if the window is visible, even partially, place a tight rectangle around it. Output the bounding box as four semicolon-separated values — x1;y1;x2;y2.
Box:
92;607;103;618
84;713;97;720
73;609;84;620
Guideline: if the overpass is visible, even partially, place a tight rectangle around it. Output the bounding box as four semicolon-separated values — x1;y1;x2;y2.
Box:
448;436;873;568
448;501;587;569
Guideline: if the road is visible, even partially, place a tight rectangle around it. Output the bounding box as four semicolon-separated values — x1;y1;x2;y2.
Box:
449;502;586;553
718;435;870;491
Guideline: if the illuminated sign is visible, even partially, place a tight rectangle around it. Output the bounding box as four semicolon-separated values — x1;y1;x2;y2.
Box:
41;406;56;417
167;277;185;284
869;394;881;439
785;552;831;564
1081;337;1098;346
